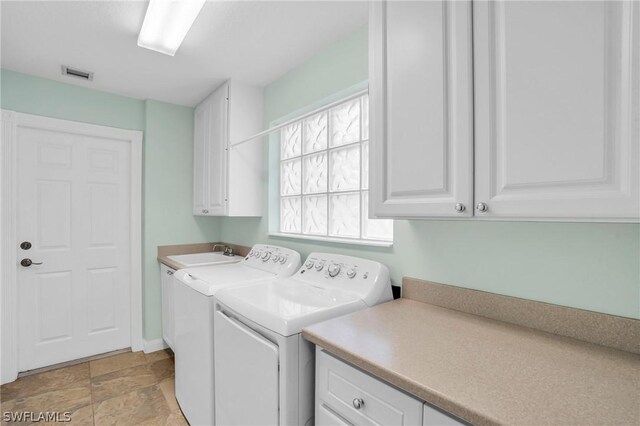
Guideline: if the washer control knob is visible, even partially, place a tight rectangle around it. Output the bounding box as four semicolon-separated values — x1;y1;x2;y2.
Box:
315;261;325;271
271;255;280;263
305;260;314;269
279;256;287;264
346;269;357;279
262;252;271;262
328;264;341;277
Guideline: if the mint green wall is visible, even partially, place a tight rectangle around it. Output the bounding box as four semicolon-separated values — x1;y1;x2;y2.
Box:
0;69;145;130
220;27;640;319
142;100;221;338
1;70;221;340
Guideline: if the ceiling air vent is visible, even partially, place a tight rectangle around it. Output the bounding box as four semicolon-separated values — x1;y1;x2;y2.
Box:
61;65;94;81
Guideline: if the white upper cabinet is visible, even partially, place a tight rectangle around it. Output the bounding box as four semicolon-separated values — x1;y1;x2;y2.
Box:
369;0;639;222
473;0;639;220
369;0;474;218
193;81;264;216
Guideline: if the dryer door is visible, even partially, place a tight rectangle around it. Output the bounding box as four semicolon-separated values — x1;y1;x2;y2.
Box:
214;310;279;425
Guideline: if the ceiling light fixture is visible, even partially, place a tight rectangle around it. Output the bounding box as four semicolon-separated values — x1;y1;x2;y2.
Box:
137;0;206;56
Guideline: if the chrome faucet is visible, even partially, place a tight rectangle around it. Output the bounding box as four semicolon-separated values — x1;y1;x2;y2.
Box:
212;244;234;257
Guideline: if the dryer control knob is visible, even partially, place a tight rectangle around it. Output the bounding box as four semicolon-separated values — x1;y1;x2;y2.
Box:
305;260;314;269
346;269;357;279
279;256;287;264
315;262;325;271
328;264;341;277
262;252;271;262
271;255;280;263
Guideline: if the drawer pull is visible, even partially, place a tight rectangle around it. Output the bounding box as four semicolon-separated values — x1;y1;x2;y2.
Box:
352;398;364;410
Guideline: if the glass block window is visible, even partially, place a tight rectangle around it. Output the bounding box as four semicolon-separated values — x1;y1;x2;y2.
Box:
279;94;393;243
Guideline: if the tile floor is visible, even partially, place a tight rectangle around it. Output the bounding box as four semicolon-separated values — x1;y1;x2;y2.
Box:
0;350;187;425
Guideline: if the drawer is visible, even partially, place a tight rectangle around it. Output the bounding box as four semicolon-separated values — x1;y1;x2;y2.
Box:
316;348;423;425
317;403;353;426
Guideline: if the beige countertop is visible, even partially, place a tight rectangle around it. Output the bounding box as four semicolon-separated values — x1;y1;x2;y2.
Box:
302;298;640;426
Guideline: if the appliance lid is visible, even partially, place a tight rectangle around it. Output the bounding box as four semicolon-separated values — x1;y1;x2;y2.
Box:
174;264;276;296
216;279;367;336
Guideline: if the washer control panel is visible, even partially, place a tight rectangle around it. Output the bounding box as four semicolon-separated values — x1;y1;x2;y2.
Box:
243;244;301;276
296;253;392;305
302;256;365;280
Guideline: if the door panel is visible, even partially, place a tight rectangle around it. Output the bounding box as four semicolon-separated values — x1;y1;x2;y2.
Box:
214;310;279;426
474;0;640;219
35;271;72;343
88;183;118;247
36;180;72;249
369;0;473;217
17;124;132;370
87;267;117;333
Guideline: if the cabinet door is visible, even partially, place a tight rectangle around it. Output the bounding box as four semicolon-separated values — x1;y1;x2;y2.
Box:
474;1;639;220
369;0;474;218
160;265;175;349
206;83;229;216
193;100;210;215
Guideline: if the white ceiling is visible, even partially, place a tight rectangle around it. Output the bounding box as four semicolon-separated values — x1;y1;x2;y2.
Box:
1;1;367;106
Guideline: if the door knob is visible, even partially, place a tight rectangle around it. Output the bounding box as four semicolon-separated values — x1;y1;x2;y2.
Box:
20;241;32;250
20;258;43;267
476;202;488;213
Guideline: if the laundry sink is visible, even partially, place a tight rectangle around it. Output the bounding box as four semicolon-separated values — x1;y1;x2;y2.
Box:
167;252;241;268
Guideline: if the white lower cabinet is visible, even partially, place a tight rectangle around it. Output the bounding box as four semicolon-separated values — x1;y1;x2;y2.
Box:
160;264;176;349
316;348;463;426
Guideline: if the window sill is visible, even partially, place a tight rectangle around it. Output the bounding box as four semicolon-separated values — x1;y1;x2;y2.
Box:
268;232;393;248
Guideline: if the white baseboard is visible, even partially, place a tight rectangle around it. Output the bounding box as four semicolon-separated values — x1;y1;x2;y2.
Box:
143;338;169;353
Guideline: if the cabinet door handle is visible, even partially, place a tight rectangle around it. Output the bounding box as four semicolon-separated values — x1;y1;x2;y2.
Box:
352;398;364;409
454;203;466;213
166;270;174;276
476;202;488;213
202;209;209;214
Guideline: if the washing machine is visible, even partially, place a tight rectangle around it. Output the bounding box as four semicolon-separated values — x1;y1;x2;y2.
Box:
213;253;392;426
173;244;301;426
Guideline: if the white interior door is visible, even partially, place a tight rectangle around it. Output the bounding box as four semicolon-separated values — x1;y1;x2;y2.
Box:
214;310;279;426
17;120;132;371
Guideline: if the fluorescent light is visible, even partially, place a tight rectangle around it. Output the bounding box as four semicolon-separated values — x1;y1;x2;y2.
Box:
137;0;206;56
